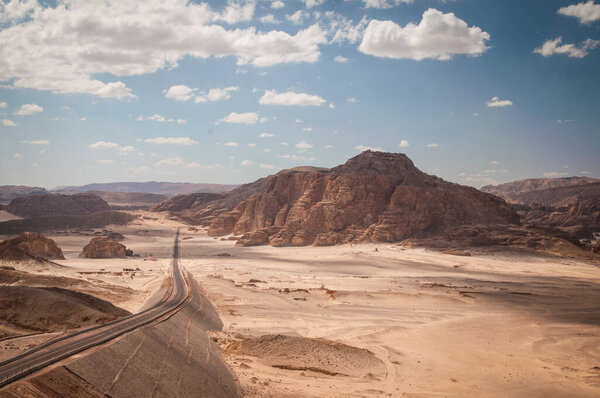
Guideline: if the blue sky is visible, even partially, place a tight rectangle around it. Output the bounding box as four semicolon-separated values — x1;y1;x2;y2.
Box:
1;0;599;189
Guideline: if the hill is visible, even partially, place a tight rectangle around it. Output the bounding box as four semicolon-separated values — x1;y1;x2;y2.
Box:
0;185;48;204
7;193;110;218
481;177;599;203
55;181;238;196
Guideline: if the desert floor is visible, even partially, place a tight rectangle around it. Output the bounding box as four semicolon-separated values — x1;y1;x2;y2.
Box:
2;211;600;397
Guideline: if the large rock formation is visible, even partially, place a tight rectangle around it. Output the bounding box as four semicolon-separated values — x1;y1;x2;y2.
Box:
482;178;600;250
0;232;65;260
0;185;48;204
8;193;110;218
150;192;224;212
80;237;130;258
206;151;519;247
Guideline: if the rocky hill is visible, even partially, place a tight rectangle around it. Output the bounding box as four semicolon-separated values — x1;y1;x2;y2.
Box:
80;237;132;258
481;177;599;203
0;185;48;204
7;193;110;218
153;151;516;247
0;232;65;261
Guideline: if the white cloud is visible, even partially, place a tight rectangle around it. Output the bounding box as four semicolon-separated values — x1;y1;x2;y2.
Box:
324;145;334;148
13;153;22;159
2;119;17;127
271;1;284;9
0;102;7;108
286;10;309;24
247;143;256;147
137;114;166;122
28;140;50;145
558;1;600;24
325;12;368;45
363;0;413;9
329;103;335;109
165;85;196;102
260;163;276;169
305;0;325;8
427;143;439;148
557;119;575;124
212;0;255;25
97;159;114;164
128;166;151;174
224;142;239;147
346;97;359;103
118;146;135;153
486;96;513;107
356;145;383;152
259;89;326;106
334;55;349;63
581;171;591;175
260;14;280;24
302;127;313;131
278;154;291;158
280;142;289;146
358;9;490;61
296;140;313;149
156;157;186;168
295;119;303;123
489;160;499;165
259;132;274;138
195;86;239;102
534;37;599;59
241;159;253;166
219;112;259;124
0;1;327;98
543;171;569;177
14;103;43;116
89;141;120;150
144;137;198;145
264;148;271;152
177;118;187;125
399;140;410;148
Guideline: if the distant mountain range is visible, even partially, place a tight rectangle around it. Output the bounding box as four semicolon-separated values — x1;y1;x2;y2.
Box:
53;181;238;196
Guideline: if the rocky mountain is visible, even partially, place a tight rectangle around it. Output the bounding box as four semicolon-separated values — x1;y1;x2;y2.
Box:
153;151;519;247
80;237;131;258
0;232;65;261
55;181;238;196
482;178;600;249
481;177;599;203
0;185;48;204
86;190;168;209
7;193;110;218
150;192;225;213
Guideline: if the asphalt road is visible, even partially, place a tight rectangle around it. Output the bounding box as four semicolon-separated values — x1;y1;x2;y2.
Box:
0;229;189;388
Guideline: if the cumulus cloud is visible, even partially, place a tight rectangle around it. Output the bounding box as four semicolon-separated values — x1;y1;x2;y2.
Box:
286;10;309;24
324;12;368;45
358;9;490;61
89;141;134;153
259;89;326;106
2;119;17;127
260;14;280;24
302;127;313;131
271;1;284;9
28;140;50;145
489;160;499;165
543;171;569;177
296;140;313;149
165;85;196;102
240;159;253;166
259;132;274;138
399;140;410;148
487;97;513;107
0;102;7;108
13;103;43;116
0;1;327;98
363;0;413;9
260;163;276;169
219;112;259;124
224;142;239;147
305;0;326;9
196;86;239;102
346;97;359;103
144;137;198;145
558;1;600;24
534;37;599;58
334;55;349;63
356;144;383;152
427;143;439;148
13;153;22;159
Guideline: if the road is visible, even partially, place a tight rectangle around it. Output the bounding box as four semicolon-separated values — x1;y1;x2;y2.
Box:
0;229;189;388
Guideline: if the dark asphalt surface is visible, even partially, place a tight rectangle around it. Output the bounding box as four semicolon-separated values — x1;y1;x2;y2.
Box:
0;229;188;388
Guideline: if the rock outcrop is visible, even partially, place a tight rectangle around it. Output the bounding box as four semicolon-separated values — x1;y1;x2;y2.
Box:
80;237;131;258
0;232;65;260
0;185;48;204
206;151;519;247
150;192;224;212
8;193;110;218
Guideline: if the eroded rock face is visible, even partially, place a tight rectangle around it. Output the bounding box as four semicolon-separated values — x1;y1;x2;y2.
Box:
208;151;520;247
8;193;110;218
80;237;128;258
0;232;65;260
150;192;224;212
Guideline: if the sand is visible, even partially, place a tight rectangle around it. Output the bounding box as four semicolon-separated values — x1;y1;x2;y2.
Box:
2;212;600;396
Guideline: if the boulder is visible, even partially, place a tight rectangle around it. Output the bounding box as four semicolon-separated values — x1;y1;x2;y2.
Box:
80;237;129;258
0;232;65;260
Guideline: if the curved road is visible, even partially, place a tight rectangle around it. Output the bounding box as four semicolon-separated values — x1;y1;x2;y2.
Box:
0;229;188;388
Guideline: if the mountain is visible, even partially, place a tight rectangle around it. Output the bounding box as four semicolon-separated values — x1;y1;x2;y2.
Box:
481;177;599;203
0;185;48;204
153;151;520;247
482;177;600;249
85;190;168;208
55;181;238;196
7;193;110;218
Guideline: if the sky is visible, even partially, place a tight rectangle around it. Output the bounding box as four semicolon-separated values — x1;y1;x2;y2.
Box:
0;0;599;189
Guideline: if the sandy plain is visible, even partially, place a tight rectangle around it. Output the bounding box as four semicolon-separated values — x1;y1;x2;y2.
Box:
1;211;600;397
